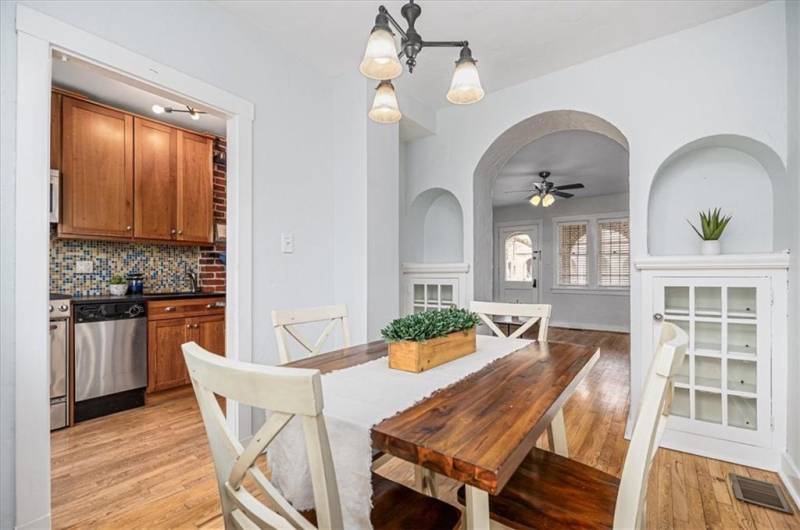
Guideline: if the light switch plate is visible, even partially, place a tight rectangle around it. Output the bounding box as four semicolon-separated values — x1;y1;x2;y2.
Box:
76;260;93;274
281;233;294;254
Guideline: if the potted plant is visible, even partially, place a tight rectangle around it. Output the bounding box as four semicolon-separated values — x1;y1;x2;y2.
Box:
687;208;732;255
108;274;128;296
381;307;480;373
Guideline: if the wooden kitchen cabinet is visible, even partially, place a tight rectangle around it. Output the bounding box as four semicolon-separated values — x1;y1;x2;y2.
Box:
177;130;214;243
134;118;177;241
50;92;61;171
147;297;225;393
60;96;134;239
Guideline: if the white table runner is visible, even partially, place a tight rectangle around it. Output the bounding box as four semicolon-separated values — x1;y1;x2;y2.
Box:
268;335;531;529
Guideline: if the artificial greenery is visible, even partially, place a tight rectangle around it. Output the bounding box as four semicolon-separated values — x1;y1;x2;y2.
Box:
687;208;732;241
109;274;126;285
381;307;480;343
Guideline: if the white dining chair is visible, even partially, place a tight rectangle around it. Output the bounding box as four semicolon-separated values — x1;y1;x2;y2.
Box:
182;342;462;530
469;301;569;457
272;305;351;364
456;321;689;530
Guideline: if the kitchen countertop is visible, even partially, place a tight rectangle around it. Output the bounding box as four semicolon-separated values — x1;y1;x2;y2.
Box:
59;292;225;304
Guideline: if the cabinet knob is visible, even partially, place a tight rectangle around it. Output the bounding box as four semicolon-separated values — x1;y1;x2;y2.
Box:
653;313;664;321
177;229;183;235
126;225;132;231
164;306;176;312
171;229;177;235
186;324;191;328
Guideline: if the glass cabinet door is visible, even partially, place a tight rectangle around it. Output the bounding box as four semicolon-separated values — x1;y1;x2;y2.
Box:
407;278;459;314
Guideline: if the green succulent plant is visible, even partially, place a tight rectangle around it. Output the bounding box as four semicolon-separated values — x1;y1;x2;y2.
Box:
381;307;480;343
687;208;732;241
109;274;126;285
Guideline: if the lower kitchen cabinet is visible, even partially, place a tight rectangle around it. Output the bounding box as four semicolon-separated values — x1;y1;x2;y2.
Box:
147;298;225;394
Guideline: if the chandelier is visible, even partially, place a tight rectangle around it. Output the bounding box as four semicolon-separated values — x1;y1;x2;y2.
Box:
360;1;484;123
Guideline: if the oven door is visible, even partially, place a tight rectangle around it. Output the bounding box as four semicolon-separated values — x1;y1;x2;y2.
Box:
49;320;67;400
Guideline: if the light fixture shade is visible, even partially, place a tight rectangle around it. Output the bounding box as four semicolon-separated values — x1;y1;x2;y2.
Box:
529;194;541;206
368;81;402;123
542;193;556;207
152;104;165;114
190;112;200;121
360;26;402;80
446;47;484;105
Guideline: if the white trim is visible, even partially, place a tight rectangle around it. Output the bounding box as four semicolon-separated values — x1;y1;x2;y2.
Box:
401;262;470;274
494;221;542;303
779;452;800;508
635;251;790;270
14;5;254;527
550;287;629;296
550;321;630;333
660;429;780;471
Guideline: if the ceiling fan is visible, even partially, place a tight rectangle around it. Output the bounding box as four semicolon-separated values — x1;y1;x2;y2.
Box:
504;171;585;207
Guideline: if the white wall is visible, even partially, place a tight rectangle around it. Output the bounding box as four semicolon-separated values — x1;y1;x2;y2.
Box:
403;1;788;436
648;146;773;255
0;2;398;527
423;193;464;263
494;193;630;331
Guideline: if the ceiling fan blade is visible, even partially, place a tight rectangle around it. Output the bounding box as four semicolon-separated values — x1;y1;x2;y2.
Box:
552;191;574;198
503;189;536;194
553;183;585;191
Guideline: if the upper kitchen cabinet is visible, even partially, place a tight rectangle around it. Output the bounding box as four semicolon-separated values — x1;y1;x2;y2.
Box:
134;118;177;241
60;96;134;239
177;130;214;244
50;92;61;171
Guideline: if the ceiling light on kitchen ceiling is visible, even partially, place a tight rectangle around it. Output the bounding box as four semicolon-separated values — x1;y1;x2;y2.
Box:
360;0;484;123
368;81;402;124
542;193;556;208
151;104;207;120
529;194;542;207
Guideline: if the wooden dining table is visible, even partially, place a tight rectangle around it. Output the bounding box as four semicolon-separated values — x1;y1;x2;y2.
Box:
286;338;599;529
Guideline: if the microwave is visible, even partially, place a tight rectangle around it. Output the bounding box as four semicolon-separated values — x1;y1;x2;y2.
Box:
49;169;59;223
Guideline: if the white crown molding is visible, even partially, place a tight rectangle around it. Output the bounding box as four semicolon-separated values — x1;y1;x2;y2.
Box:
634;251;790;271
401;262;470;274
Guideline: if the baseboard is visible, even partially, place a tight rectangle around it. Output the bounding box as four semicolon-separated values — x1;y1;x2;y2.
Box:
779;452;800;508
15;513;50;530
660;429;780;471
550;320;630;333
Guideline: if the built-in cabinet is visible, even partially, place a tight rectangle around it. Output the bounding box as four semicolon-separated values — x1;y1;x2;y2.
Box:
147;297;225;393
54;91;214;244
401;263;469;316
637;253;789;471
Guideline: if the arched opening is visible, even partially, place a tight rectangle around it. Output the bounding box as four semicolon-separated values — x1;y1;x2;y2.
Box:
647;135;788;255
404;187;464;263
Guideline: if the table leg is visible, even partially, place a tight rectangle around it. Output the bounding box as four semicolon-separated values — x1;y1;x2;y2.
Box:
465;485;490;530
546;408;569;457
414;465;438;497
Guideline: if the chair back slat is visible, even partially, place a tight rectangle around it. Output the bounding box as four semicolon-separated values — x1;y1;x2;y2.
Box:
183;342;343;530
470;301;552;341
272;305;351;364
613;322;688;529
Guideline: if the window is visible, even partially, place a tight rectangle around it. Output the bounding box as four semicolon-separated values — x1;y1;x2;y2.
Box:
598;219;630;287
504;233;533;282
557;222;588;286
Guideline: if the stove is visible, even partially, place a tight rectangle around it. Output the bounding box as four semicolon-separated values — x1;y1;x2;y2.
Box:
49;294;71;430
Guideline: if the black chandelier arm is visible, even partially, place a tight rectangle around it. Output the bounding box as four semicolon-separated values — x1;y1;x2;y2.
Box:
378;6;407;39
420;40;469;49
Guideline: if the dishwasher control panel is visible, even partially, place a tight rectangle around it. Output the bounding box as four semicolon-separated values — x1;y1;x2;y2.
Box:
74;302;146;323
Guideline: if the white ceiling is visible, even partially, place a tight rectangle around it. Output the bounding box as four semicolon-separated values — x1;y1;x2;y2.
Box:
492;130;628;207
51;53;227;136
219;0;763;109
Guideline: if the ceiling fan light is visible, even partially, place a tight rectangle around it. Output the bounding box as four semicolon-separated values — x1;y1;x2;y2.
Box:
359;22;402;80
446;47;484;105
529;194;541;206
368;80;402;124
190;111;200;121
542;193;556;207
152;104;165;114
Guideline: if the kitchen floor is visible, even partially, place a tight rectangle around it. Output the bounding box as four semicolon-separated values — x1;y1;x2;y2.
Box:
50;328;799;529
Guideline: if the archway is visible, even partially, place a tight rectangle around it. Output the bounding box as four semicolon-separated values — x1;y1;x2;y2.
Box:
404;188;464;263
472;110;629;301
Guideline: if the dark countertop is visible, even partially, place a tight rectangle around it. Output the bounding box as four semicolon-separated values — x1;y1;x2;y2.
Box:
58;292;225;304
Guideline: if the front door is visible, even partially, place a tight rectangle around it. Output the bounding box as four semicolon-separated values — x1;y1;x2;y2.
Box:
497;225;540;303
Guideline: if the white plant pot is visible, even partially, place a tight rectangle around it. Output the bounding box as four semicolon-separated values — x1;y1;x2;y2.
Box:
108;284;128;296
701;240;721;255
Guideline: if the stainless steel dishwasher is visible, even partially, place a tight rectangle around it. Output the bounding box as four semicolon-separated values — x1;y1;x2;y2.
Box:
73;301;147;422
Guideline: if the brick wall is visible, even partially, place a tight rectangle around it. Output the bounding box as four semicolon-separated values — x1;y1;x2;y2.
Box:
200;137;226;292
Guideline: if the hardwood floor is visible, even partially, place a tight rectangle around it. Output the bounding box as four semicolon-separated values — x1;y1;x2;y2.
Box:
50;328;799;529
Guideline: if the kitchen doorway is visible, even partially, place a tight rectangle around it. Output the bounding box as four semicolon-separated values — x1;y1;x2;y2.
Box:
495;222;541;304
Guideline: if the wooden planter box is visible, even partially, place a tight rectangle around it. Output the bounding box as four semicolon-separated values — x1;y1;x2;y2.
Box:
388;327;477;373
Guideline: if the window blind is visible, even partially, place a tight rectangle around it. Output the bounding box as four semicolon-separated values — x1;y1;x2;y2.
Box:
558;222;588;286
598;218;630;287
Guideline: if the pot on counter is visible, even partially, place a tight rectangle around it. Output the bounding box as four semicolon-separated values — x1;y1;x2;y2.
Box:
126;273;145;295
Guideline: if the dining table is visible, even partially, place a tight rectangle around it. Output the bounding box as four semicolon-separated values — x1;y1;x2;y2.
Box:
284;336;600;529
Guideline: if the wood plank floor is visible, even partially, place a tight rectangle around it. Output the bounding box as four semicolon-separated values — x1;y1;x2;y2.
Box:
51;328;799;529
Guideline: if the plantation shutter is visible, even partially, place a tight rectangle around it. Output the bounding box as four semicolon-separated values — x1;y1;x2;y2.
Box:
598;218;630;287
557;222;588;286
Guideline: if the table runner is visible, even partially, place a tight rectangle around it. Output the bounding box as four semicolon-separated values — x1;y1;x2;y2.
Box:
268;335;531;529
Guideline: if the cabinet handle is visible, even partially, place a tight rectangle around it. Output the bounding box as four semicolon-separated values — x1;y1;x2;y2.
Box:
178;229;183;235
164;306;176;312
171;228;177;235
193;324;199;329
49;325;58;331
186;324;191;328
653;313;664;321
126;225;132;231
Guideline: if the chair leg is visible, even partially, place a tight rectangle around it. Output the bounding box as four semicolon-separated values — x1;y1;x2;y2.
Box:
414;465;438;497
546;408;569;457
465;485;490;530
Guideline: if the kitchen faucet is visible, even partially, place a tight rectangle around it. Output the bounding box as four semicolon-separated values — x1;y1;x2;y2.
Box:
185;268;199;293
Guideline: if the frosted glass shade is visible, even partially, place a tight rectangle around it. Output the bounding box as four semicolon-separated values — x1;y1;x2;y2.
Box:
359;27;402;80
446;58;484;105
529;194;541;206
368;81;401;123
542;193;556;207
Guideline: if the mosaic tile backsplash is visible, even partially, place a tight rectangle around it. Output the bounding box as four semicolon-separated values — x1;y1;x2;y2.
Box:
50;231;201;297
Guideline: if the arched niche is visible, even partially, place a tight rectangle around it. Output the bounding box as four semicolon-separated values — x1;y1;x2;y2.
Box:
405;188;464;263
472;110;629;301
647;135;788;256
